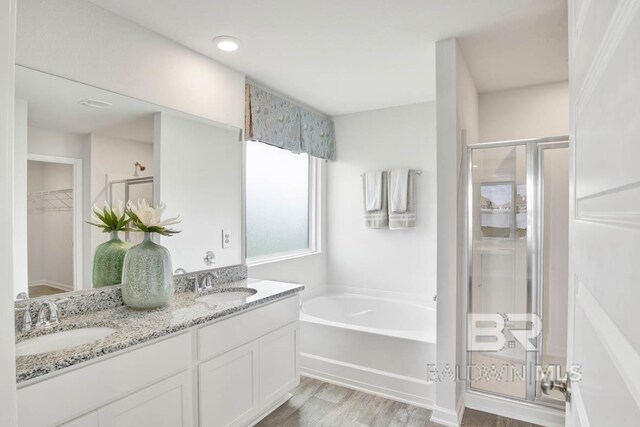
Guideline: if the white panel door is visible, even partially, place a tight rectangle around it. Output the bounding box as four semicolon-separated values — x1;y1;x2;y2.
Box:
568;0;640;425
199;341;260;427
259;322;299;408
97;371;193;427
60;412;98;427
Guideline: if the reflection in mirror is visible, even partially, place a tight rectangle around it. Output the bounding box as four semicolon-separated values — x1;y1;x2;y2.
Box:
16;67;156;299
14;66;243;300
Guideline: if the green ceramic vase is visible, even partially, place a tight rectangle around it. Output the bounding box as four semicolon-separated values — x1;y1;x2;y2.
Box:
93;231;132;288
121;232;174;309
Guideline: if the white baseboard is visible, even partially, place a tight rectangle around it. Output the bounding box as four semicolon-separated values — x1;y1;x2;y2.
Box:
300;352;435;409
465;390;565;427
28;280;73;292
430;396;465;427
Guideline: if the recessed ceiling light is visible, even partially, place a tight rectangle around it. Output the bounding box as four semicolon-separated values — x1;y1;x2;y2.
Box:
79;98;112;109
213;35;240;52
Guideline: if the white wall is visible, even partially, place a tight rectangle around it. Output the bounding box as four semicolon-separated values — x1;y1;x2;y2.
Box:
479;81;569;142
27;126;86;159
156;113;242;272
326;103;437;297
16;0;246;129
26;160;42;281
0;0;17;424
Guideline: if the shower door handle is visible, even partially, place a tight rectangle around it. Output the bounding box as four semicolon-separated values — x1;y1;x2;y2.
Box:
540;372;571;402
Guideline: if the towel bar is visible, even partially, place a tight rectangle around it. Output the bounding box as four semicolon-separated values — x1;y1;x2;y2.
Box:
360;169;422;176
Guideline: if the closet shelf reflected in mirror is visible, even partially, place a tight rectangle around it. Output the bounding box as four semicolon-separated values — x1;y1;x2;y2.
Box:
27;188;73;213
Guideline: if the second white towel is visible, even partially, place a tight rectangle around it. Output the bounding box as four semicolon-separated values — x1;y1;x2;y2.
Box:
365;170;383;212
389;168;409;213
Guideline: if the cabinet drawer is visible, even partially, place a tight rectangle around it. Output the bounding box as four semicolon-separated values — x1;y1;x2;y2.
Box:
18;333;192;427
198;295;298;361
98;371;193;427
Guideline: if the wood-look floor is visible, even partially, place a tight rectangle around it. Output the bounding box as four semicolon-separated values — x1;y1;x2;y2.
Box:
28;284;66;297
257;377;542;427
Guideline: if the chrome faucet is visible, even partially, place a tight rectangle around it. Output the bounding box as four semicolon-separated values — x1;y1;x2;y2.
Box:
16;306;32;333
36;300;64;329
197;272;219;293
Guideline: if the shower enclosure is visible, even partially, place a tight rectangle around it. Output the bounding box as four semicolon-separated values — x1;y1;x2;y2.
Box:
466;136;569;408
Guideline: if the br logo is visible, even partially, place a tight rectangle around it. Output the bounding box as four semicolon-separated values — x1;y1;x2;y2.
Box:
467;313;542;352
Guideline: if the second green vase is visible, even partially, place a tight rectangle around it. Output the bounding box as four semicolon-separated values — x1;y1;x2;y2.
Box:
93;231;132;287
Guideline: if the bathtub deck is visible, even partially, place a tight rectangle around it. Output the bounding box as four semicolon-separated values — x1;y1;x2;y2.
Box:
257;377;542;427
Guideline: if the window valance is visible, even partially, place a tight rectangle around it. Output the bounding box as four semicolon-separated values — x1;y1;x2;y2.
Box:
245;84;336;160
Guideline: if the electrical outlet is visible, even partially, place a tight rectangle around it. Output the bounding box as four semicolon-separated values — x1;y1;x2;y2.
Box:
222;230;232;249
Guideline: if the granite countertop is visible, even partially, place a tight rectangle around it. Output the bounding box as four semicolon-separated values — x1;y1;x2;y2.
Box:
16;278;303;384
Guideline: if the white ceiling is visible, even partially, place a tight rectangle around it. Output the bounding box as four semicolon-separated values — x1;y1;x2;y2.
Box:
87;0;568;116
17;66;156;143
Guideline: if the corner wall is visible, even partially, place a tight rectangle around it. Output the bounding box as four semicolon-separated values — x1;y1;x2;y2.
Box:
433;38;479;427
326;102;437;298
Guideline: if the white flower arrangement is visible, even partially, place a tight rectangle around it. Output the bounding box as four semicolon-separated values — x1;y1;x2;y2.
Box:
126;199;181;236
87;201;133;233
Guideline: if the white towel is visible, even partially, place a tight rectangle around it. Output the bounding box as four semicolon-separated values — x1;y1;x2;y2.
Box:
389;170;416;230
389;168;409;213
364;171;383;212
363;171;388;228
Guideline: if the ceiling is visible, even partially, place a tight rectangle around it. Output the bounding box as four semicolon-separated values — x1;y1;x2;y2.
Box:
16;66;156;143
87;0;568;116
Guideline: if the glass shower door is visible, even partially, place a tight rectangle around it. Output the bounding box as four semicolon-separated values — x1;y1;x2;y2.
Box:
467;139;569;406
468;144;529;399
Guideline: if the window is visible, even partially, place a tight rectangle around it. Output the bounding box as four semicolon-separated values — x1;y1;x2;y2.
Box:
245;141;317;262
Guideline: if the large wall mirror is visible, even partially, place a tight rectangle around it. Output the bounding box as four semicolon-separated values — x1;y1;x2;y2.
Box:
14;66;243;300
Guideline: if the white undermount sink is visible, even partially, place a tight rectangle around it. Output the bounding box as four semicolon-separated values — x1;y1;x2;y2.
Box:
16;327;117;357
196;288;257;306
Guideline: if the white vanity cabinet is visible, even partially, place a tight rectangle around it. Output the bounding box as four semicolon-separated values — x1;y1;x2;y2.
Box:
17;295;300;427
198;296;300;427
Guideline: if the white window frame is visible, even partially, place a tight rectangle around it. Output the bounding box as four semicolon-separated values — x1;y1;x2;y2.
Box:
244;147;321;267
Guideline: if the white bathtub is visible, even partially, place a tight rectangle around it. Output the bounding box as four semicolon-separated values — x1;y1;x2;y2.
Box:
299;289;436;408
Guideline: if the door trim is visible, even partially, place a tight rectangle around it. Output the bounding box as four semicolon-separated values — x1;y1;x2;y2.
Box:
27;153;84;292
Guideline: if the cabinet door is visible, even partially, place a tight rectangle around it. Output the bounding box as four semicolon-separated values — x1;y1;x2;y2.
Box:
60;412;98;427
259;322;299;408
98;371;193;427
199;341;260;427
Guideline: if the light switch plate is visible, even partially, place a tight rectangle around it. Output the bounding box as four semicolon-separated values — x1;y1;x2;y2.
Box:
222;230;231;249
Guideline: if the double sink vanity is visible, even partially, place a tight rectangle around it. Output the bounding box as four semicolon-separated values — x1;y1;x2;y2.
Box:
14;267;303;427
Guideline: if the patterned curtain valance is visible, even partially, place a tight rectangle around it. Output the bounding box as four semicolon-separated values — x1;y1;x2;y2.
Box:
245;84;336;160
